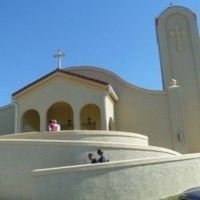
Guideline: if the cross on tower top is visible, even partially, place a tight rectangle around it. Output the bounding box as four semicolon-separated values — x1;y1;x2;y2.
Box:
54;49;65;69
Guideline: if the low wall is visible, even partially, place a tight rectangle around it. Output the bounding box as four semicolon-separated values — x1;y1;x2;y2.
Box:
32;154;200;200
0;104;15;135
0;130;149;146
0;139;178;200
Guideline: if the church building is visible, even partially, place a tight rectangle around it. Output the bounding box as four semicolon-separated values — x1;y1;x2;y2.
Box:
0;6;200;154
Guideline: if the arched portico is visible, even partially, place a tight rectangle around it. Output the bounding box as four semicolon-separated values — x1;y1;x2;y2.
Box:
21;109;40;132
80;104;101;130
47;102;74;130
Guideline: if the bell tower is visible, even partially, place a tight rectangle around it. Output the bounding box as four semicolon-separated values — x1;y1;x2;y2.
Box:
156;6;200;152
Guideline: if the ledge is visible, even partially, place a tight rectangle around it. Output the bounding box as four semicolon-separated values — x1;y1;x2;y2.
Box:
32;153;200;176
7;130;148;140
0;138;178;155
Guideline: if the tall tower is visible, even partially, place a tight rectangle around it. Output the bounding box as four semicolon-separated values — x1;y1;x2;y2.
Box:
156;6;200;152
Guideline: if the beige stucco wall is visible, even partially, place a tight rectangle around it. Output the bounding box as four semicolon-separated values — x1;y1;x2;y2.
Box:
1;5;200;200
0;104;15;134
14;73;110;132
10;67;175;151
32;154;200;200
0;138;178;199
67;67;174;150
0;131;149;146
157;6;200;153
66;6;200;153
1;67;175;151
1;6;199;154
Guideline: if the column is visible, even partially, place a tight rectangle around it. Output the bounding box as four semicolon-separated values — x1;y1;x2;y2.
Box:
73;108;80;130
40;111;47;132
167;80;188;153
101;99;108;130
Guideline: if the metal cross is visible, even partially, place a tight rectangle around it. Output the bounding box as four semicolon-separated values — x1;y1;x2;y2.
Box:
54;49;65;69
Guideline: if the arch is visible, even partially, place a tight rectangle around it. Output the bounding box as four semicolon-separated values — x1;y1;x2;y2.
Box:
80;104;101;130
108;117;115;131
47;102;74;130
21;109;40;132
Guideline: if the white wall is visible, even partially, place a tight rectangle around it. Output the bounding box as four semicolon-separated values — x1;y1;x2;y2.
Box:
67;67;173;149
0;131;149;146
0;104;15;134
0;139;178;200
32;154;200;200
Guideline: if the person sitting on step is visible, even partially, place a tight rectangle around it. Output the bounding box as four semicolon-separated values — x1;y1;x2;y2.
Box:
88;153;98;164
97;148;108;163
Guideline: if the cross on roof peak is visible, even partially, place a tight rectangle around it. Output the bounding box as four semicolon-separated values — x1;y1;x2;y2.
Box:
54;49;65;69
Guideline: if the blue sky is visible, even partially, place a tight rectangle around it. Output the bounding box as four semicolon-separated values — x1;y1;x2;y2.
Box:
1;0;200;106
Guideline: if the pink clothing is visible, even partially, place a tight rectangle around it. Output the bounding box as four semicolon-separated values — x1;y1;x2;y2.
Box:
48;122;60;131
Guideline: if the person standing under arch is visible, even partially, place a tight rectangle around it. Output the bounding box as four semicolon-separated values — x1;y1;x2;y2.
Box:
48;119;61;131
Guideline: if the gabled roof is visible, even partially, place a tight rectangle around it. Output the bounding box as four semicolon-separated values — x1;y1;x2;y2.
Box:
12;68;109;97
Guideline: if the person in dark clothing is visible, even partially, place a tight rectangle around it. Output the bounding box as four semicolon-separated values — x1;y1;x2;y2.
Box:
97;148;107;163
88;153;97;164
